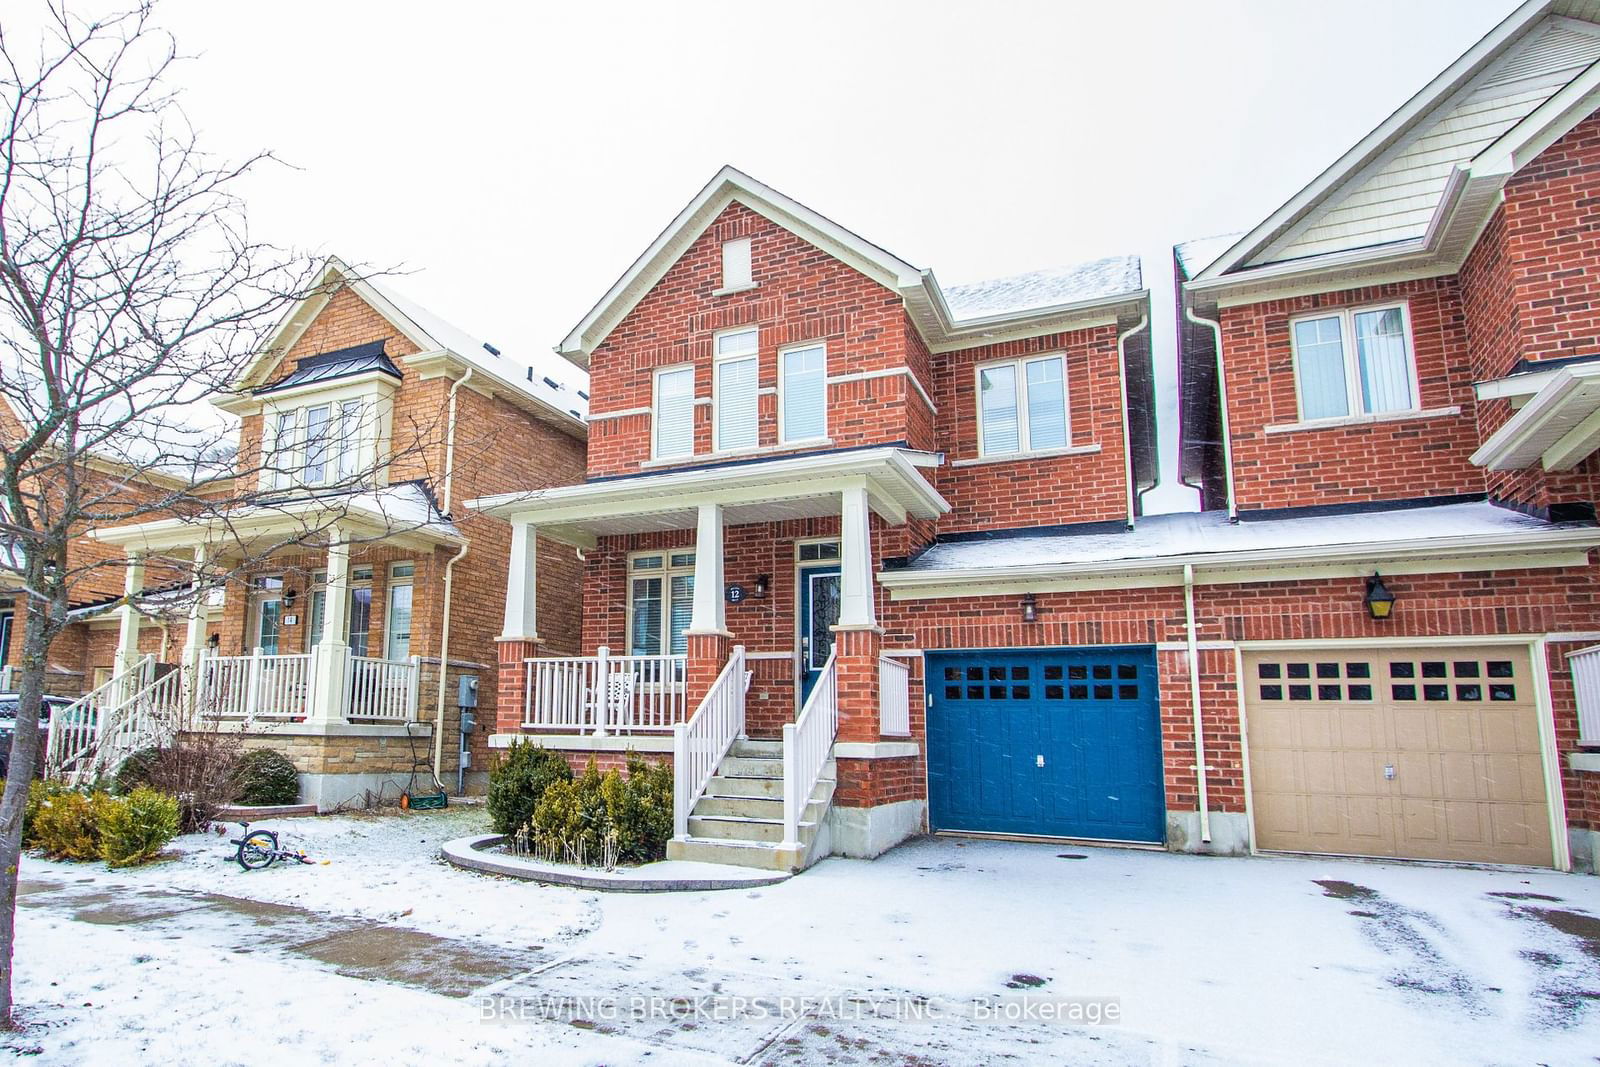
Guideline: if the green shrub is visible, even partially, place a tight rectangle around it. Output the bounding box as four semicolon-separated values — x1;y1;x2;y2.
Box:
230;748;300;806
23;779;67;848
98;787;180;867
487;741;572;836
529;755;674;866
32;790;116;861
112;747;160;795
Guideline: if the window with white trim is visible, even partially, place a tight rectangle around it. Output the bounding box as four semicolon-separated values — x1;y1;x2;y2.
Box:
779;342;827;443
721;238;753;290
628;552;695;656
976;354;1068;457
266;399;369;490
714;328;759;453
653;365;696;459
1290;303;1417;421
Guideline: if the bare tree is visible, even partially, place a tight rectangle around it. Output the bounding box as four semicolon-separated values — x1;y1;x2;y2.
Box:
0;2;465;1026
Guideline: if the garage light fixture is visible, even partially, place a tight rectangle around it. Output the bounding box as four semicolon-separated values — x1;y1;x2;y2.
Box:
1364;573;1396;620
1021;592;1037;623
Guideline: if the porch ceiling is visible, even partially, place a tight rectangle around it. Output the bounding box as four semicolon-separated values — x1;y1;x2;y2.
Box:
467;447;949;548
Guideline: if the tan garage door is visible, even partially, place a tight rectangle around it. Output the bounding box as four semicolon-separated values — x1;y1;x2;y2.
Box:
1243;646;1553;867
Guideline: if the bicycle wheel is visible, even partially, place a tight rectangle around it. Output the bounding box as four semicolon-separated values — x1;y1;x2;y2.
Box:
235;830;279;871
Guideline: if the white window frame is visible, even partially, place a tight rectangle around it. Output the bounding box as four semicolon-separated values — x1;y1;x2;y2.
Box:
778;340;829;445
720;238;754;292
973;352;1070;458
1288;301;1421;424
625;550;696;657
259;381;390;492
384;561;414;661
712;327;760;454
651;363;697;460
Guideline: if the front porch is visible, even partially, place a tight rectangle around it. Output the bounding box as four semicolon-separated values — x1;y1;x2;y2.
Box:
470;447;944;869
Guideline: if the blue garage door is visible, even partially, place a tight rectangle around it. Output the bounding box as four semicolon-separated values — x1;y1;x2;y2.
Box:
927;646;1164;843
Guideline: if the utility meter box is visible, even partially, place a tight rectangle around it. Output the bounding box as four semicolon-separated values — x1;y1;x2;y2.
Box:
457;675;478;708
460;709;476;735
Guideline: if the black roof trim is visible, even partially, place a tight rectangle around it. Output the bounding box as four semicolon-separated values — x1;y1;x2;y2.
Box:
1488;495;1598;525
1234;493;1486;523
919;517;1131;547
1507;352;1600;377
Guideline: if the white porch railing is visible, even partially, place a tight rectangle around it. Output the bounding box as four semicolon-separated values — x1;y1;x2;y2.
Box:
46;654;156;778
524;648;687;734
347;654;422;721
45;656;188;785
673;645;746;839
1568;643;1600;745
783;649;838;849
880;655;911;737
199;650;315;720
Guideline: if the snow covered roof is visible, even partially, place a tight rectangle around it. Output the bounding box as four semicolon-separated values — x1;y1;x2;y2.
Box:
1173;235;1242;282
365;276;589;424
942;256;1143;321
882;501;1600;594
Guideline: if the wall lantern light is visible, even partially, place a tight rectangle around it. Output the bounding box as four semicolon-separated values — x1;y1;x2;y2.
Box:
1021;592;1038;623
753;574;770;600
1364;573;1396;620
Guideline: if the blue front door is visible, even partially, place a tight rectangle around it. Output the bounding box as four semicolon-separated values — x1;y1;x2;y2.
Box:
926;646;1165;843
799;566;840;704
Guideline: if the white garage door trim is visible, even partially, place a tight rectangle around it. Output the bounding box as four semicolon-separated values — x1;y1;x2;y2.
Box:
1234;634;1570;872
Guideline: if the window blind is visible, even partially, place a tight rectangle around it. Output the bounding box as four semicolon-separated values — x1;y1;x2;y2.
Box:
1354;308;1413;413
781;345;827;442
1292;316;1350;419
979;364;1021;454
717;355;758;451
655;367;695;458
1025;357;1068;450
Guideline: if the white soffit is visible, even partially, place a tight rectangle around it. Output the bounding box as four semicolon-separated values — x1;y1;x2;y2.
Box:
1472;361;1600;469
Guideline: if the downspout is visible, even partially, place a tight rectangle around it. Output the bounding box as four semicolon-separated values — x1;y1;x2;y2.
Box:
1183;564;1211;844
433;367;474;785
1184;304;1237;522
1116;314;1149;530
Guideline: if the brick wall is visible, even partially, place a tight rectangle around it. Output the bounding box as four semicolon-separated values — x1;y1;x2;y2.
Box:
1218;277;1485;511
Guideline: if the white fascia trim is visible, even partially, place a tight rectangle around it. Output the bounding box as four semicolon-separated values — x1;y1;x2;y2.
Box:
1471;59;1600;177
86;496;464;553
878;527;1600;596
1194;1;1548;280
1471;363;1600;469
558;166;922;364
236;369;399;413
401;350;586;437
1476;367;1569;403
910;277;1147;352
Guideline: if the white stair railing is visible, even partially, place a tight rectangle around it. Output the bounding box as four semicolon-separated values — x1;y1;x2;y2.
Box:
783;649;838;850
46;654;155;778
879;655;911;737
672;645;746;839
84;668;186;784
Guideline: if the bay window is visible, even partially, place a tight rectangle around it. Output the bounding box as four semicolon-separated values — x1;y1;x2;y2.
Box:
714;328;759;452
1291;303;1417;421
976;353;1069;457
653;365;695;459
628;552;695;656
266;397;371;490
780;342;827;443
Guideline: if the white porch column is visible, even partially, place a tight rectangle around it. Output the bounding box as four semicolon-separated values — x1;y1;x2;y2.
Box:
501;521;539;640
181;547;211;714
113;551;147;677
687;503;728;636
837;484;877;629
309;526;351;722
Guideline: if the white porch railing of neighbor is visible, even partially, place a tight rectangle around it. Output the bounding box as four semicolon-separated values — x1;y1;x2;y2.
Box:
524;649;686;734
1568;643;1600;745
672;645;746;839
783;649;838;849
46;656;186;785
879;655;911;737
347;654;421;721
45;654;155;778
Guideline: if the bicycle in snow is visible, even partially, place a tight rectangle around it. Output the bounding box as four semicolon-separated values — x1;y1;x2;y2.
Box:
230;823;314;871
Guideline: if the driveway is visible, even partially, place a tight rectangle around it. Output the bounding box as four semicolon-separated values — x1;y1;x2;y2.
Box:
7;811;1598;1065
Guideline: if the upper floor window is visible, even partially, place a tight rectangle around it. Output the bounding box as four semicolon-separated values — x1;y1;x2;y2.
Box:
653;365;696;459
721;238;753;290
976;354;1068;457
267;398;366;490
779;342;827;443
714;328;759;453
1291;303;1416;421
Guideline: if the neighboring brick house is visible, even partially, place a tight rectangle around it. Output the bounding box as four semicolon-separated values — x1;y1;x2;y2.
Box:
95;259;587;807
472;167;1159;869
1175;1;1600;873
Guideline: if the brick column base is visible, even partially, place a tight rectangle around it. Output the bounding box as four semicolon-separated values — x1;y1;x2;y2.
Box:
685;632;733;713
495;637;542;734
832;625;882;744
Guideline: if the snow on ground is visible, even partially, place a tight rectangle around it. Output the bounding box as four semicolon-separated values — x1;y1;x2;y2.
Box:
8;813;1600;1065
23;804;593;949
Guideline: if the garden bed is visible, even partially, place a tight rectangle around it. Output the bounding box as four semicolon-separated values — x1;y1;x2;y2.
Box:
441;833;788;892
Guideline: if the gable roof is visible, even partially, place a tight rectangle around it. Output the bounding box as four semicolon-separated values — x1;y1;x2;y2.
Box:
238;258;588;435
1192;1;1600;300
559;166;1148;361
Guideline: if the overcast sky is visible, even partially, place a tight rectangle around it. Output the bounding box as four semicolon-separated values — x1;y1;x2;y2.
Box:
154;0;1518;509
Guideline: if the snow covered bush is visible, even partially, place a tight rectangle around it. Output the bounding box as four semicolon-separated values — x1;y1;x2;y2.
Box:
528;755;673;867
487;741;571;836
230;749;300;806
97;787;180;867
31;790;116;861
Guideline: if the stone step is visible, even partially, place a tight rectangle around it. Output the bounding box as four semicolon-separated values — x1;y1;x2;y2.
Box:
729;738;783;758
706;774;783;799
719;755;784;779
693;794;784;819
666;836;802;872
688;814;817;845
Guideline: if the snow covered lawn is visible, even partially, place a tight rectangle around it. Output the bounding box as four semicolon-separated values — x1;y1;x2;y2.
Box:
6;808;1598;1065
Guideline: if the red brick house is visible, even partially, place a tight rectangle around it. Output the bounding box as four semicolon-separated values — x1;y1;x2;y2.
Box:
471;167;1158;870
90;258;587;807
1176;0;1600;872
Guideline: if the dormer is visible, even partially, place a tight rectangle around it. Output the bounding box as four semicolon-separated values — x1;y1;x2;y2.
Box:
249;341;400;493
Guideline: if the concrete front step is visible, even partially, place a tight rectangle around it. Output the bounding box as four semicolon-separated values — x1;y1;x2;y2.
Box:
688;813;818;844
694;794;784;819
719;755;784;778
729;739;783;758
666;836;804;872
706;774;784;799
